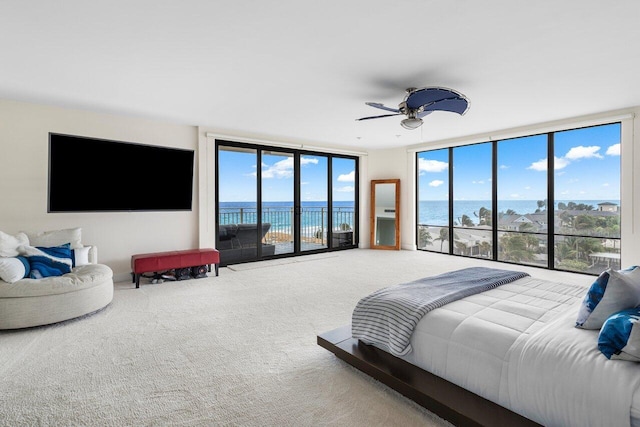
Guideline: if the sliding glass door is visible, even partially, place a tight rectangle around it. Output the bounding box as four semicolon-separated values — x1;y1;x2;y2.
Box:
216;141;358;266
261;150;295;256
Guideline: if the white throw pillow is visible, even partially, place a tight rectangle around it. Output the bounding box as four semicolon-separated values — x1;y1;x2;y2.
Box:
73;246;91;267
0;231;29;257
0;257;28;283
576;266;640;329
25;227;82;249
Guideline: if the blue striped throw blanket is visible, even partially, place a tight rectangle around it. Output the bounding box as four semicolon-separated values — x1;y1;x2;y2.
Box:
352;267;530;356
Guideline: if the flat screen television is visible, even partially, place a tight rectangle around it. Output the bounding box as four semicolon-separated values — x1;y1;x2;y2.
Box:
48;133;195;212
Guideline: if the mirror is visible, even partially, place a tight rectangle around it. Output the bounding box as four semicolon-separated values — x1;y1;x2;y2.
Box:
370;179;400;250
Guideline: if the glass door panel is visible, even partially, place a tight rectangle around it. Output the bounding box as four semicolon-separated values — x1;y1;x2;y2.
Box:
452;143;493;258
300;154;328;252
331;157;356;248
417;148;450;252
261;151;294;255
217;146;258;265
497;135;548;267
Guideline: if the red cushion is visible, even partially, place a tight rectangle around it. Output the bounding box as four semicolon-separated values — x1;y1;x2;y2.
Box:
131;249;219;273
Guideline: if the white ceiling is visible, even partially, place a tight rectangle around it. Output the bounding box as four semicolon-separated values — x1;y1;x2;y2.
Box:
2;1;640;149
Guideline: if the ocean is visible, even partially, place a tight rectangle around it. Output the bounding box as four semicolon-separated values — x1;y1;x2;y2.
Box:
418;199;620;226
218;199;619;232
219;201;355;232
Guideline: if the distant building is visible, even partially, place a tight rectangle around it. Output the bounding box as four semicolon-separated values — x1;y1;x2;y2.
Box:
597;202;619;212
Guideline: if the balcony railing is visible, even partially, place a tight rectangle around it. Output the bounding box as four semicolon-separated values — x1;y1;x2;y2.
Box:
219;206;354;245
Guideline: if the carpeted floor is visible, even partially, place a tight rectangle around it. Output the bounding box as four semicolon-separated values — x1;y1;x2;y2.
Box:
0;249;588;426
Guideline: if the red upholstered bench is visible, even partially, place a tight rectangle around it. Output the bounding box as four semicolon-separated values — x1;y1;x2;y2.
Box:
131;248;220;288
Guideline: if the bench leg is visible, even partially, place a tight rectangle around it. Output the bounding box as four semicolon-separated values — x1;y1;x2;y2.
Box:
135;273;141;288
215;264;219;276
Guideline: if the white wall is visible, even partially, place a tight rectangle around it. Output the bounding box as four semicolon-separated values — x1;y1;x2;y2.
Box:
366;108;640;267
0;99;198;281
366;148;416;250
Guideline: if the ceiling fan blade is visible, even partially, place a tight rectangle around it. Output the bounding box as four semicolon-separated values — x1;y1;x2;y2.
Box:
423;97;470;115
406;87;467;110
365;102;400;113
356;113;402;121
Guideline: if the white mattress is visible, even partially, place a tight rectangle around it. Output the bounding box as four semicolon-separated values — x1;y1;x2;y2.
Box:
397;276;640;427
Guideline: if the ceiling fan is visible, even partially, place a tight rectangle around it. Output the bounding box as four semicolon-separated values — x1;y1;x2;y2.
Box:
356;86;469;130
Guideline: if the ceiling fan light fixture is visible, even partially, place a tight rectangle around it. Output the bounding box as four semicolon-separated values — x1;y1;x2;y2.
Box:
400;117;423;130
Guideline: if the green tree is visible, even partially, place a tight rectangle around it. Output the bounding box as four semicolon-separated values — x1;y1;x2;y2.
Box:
500;233;536;263
460;214;475;227
434;227;449;252
478;206;492;226
418;226;433;249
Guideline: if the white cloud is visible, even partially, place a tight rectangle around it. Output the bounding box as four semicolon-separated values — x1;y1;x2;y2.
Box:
564;145;603;160
510;193;520;198
334;185;354;193
301;156;319;165
337;170;355;182
528;157;569;171
606;143;620;156
418;158;448;173
524;186;531;190
261;157;294;179
528;158;547;171
472;180;485;185
500;165;509;169
428;180;444;187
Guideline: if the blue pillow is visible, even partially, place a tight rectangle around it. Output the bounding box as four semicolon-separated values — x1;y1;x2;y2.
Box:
20;244;73;279
575;266;640;329
598;308;640;361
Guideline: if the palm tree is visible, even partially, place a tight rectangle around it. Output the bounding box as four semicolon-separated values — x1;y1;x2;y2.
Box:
479;241;492;258
417;226;433;249
434;227;449;252
454;240;469;256
478;206;491;226
500;234;536;263
461;214;474;227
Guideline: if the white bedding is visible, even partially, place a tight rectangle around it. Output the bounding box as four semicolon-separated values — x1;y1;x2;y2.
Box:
397;276;640;427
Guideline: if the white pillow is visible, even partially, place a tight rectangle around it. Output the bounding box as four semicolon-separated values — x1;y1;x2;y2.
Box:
25;227;82;249
575;266;640;329
0;231;29;257
73;246;91;267
0;257;28;283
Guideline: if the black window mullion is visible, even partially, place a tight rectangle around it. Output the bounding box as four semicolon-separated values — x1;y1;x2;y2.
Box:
294;153;301;254
327;155;333;248
547;132;555;270
448;147;454;255
256;148;263;259
492;140;498;261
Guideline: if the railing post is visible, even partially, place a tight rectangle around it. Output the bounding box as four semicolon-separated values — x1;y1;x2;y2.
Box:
321;207;325;245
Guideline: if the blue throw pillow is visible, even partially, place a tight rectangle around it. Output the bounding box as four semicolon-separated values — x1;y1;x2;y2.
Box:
575;266;640;329
598;308;640;361
20;244;73;279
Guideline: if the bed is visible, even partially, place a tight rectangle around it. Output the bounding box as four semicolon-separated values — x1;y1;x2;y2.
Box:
318;267;640;427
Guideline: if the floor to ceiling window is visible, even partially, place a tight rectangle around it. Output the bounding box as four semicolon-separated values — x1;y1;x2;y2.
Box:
497;134;548;267
416;122;621;275
216;141;358;266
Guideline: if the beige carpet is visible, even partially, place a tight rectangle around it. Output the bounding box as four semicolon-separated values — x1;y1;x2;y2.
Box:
0;249;588;426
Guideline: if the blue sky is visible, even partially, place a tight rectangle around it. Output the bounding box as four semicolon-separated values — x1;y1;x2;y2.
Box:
218;149;356;202
418;123;621;202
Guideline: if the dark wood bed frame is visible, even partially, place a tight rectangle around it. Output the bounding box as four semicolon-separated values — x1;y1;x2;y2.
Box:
317;325;542;427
